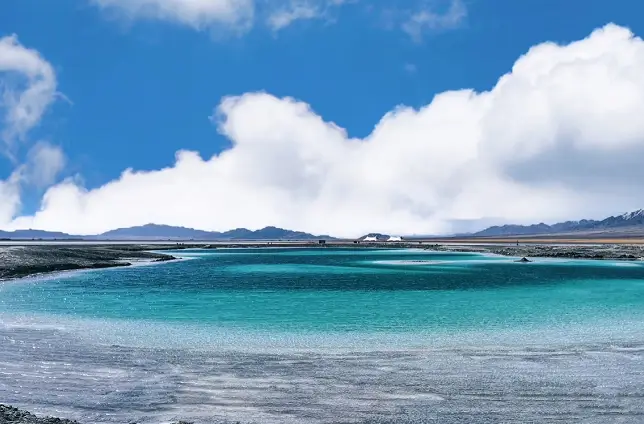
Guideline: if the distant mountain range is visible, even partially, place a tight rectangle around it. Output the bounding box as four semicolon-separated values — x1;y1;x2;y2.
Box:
0;224;333;241
0;229;74;239
474;209;644;237
4;209;644;241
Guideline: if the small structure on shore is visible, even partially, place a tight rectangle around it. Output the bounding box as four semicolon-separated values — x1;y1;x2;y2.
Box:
387;236;402;242
363;236;378;242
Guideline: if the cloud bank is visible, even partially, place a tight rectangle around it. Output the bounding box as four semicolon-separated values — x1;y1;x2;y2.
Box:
5;24;644;237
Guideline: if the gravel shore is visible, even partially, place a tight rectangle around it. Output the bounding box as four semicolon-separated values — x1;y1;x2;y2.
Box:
0;245;177;280
425;243;644;260
0;405;193;424
0;405;80;424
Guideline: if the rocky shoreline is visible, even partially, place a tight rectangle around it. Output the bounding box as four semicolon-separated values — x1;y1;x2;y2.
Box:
425;243;644;261
0;405;193;424
0;405;80;424
0;245;178;280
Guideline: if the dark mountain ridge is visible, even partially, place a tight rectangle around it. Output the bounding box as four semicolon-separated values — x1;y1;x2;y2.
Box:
100;224;215;239
474;209;644;237
0;224;333;241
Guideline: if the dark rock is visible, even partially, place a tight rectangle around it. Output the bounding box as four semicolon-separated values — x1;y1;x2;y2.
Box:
0;404;80;424
515;257;532;263
0;405;198;424
154;256;177;262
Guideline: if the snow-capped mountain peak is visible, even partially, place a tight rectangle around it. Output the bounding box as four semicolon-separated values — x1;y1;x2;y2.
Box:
620;209;644;220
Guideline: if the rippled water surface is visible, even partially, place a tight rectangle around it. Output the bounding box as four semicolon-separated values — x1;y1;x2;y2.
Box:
2;248;644;423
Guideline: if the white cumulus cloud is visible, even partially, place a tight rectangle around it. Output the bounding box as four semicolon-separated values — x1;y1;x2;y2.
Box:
6;23;644;237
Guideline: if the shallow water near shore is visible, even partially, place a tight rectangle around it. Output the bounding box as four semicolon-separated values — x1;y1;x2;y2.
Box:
2;248;644;423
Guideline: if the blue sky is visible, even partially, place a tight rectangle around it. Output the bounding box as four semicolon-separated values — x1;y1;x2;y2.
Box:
1;0;644;235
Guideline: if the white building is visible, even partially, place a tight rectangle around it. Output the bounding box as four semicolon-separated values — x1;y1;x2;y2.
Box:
363;236;378;242
387;236;402;242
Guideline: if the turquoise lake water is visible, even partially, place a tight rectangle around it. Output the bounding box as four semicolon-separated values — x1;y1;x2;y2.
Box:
3;248;644;423
2;248;644;349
